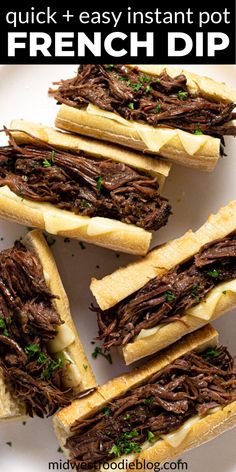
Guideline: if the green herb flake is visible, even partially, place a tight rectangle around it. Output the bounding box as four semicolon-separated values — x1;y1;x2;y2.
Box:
131;82;142;92
202;348;221;361
106;65;114;71
143;75;150;83
95;176;102;192
178;90;188;101
0;317;8;336
207;270;219;279
81;199;90;208
57;447;63;453
109;444;121;457
147;430;155;442
92;346;112;364
165;290;176;302
22;421;27;426
25;344;41;357
128;102;135;110
42;159;52;168
191;284;200;303
38;352;48;365
222;290;227;295
194;124;203;135
144;397;154;406
118;76;127;81
156;104;161;113
123;414;131;420
146;85;151;93
51;150;55;163
18;189;25;202
83;364;88;370
103;407;111;416
156;78;161;83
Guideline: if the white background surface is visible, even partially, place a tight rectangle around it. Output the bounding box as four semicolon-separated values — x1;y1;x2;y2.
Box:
0;65;235;471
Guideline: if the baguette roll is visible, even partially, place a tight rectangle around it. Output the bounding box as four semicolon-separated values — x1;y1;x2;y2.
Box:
0;229;96;421
53;325;236;468
54;65;236;171
0;121;171;256
91;200;236;364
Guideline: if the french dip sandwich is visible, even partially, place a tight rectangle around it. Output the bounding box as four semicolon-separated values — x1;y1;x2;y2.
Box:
0;120;171;256
0;229;95;421
53;325;236;470
91;200;236;364
52;64;236;171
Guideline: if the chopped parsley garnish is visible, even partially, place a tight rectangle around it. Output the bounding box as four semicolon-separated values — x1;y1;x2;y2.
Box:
95;176;102;192
131;82;142;92
222;290;227;295
178;90;188;101
207;269;219;279
123;413;131;420
165;290;176;302
43;150;55;168
25;344;41;357
156;78;161;83
103;407;111;416
42;159;52;168
83;364;88;370
38;352;48;365
144;397;154;406
0;317;9;337
92;346;112;364
147;430;155;442
118;76;127;81
109;430;141;457
156;104;162;113
202;348;221;361
143;75;150;83
194;123;203;135
145;85;151;93
57;447;63;453
18;189;25;202
43;357;63;381
106;64;114;71
128;102;135;110
81;199;90;208
191;284;200;303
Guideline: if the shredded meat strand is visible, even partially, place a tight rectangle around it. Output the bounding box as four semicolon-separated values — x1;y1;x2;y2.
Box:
94;234;236;349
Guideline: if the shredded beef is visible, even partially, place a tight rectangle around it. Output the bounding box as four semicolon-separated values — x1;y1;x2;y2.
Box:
0;241;71;417
95;234;236;349
66;346;236;468
0;138;171;232
53;64;236;138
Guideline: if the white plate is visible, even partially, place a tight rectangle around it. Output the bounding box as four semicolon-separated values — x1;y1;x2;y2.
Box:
0;65;236;472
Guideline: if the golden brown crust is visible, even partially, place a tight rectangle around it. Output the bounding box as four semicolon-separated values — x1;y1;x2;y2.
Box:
0;186;152;256
55;105;220;171
91;200;236;364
